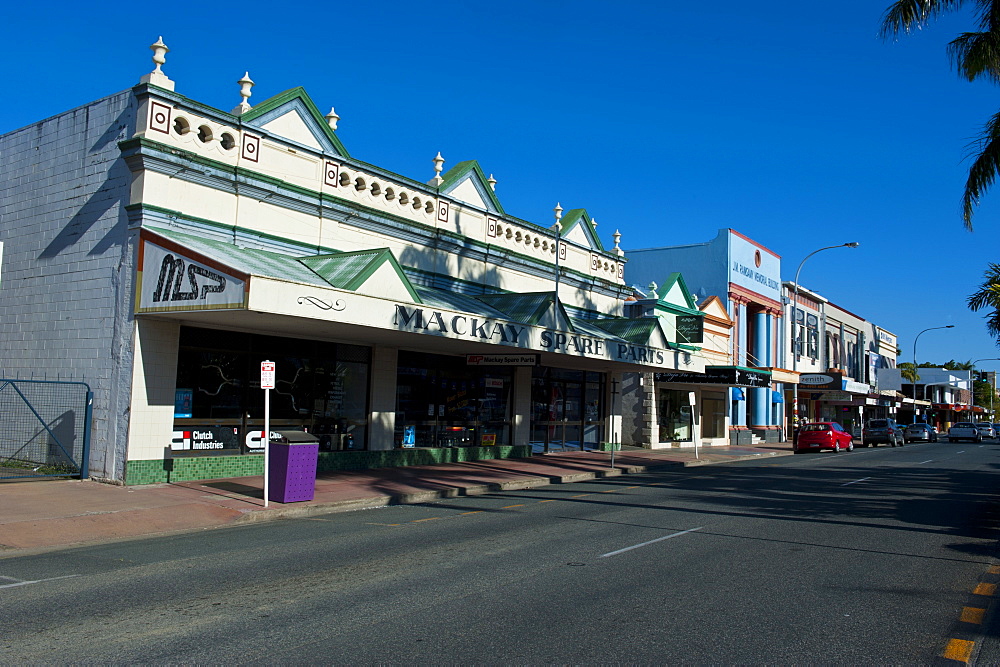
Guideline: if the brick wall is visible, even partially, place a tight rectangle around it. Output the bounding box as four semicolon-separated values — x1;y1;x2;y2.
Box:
0;90;138;481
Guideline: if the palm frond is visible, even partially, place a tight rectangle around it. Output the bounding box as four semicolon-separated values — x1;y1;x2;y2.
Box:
949;31;1000;81
880;0;972;38
962;110;1000;229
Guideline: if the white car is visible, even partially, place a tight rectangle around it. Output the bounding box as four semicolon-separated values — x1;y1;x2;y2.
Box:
978;423;996;439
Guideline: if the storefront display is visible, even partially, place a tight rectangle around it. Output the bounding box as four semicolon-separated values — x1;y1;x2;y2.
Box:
173;327;371;455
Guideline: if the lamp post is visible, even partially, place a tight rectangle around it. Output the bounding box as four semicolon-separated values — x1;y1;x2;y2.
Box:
790;242;859;435
911;325;955;423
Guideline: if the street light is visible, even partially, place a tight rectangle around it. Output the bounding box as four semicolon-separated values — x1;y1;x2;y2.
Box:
790;242;859;432
911;325;955;423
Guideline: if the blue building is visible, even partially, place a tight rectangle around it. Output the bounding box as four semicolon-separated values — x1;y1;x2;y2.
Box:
626;229;786;443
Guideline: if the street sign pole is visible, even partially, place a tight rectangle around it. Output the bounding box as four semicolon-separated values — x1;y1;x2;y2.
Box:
261;361;276;507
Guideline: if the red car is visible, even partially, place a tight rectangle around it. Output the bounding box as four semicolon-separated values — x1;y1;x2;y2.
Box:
795;422;854;453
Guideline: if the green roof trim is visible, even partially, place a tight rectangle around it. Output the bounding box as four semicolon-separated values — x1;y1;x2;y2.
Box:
476;292;563;327
590;318;662;344
558;208;605;252
438;160;505;215
300;248;421;303
707;365;771;375
656;272;699;310
240;87;350;157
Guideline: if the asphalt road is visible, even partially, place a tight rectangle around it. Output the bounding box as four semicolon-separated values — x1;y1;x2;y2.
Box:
3;441;1000;664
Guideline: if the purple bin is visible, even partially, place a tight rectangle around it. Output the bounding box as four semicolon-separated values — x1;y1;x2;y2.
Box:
268;432;319;503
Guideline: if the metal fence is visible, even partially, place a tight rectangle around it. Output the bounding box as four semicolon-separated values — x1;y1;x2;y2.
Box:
0;379;93;480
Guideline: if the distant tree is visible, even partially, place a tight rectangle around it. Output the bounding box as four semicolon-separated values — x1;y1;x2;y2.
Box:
944;359;975;370
880;1;1000;228
968;263;1000;344
898;361;920;383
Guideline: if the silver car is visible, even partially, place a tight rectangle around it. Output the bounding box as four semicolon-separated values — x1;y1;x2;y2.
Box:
903;423;938;443
978;424;997;439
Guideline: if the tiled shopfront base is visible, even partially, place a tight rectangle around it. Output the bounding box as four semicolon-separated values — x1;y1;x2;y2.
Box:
125;445;533;486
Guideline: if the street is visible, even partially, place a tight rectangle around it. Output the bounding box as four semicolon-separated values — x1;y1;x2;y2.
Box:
3;441;1000;664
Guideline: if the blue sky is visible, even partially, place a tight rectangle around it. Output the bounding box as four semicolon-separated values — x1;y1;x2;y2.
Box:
3;1;1000;370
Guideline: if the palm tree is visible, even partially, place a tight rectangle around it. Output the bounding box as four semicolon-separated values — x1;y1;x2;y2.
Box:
899;361;920;384
967;263;1000;340
881;0;1000;229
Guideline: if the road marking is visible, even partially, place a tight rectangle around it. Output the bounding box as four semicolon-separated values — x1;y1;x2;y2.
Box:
942;638;974;663
413;517;440;523
501;504;525;509
840;477;872;486
0;575;78;589
598;527;703;558
918;460;934;464
960;607;986;624
460;511;483;515
973;582;996;596
989;565;1000;575
570;494;591;498
538;499;557;503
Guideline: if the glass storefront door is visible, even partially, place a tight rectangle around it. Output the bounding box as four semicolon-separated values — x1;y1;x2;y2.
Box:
530;368;605;453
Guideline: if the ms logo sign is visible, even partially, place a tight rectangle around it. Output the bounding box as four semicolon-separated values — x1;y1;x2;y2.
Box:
137;236;248;313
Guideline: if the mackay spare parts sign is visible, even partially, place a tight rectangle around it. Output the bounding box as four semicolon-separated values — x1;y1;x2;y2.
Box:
466;354;540;366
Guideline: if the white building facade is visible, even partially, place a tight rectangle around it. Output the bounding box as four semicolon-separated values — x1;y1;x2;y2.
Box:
0;41;705;484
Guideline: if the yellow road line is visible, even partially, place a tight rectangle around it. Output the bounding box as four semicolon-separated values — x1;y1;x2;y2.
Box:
960;607;986;624
413;517;440;523
501;504;525;509
538;499;557;503
942;638;974;663
460;511;483;515
990;565;1000;575
973;582;996;596
570;494;591;498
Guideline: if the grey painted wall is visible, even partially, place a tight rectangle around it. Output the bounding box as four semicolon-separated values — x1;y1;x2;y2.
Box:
0;90;138;480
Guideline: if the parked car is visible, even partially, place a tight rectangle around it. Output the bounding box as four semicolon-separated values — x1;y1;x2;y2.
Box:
794;422;854;453
948;422;983;442
862;418;904;447
977;423;996;439
903;423;938;443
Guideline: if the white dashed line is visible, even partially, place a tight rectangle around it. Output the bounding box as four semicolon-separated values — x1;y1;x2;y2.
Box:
840;477;872;487
599;527;703;558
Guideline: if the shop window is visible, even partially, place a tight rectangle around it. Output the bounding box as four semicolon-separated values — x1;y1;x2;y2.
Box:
395;351;513;448
659;389;693;442
174;326;371;453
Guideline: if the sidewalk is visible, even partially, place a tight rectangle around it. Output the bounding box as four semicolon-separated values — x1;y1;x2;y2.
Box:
0;442;793;555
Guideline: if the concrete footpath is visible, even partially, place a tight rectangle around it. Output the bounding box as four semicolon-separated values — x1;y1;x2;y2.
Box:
0;442;794;555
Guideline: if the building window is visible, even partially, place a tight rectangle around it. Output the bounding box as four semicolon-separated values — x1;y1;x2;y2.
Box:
658;389;693;442
175;326;371;452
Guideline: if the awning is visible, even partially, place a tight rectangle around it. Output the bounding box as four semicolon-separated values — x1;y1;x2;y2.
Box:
771;390;784;403
656;366;770;387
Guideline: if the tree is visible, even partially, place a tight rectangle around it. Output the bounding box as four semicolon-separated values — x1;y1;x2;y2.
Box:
898;361;920;383
968;263;1000;344
880;1;1000;229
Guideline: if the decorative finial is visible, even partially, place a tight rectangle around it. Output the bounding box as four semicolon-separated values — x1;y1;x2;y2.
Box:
591;217;598;229
487;174;497;191
554;202;563;222
648;280;658;295
139;36;175;91
613;229;624;257
428;152;445;186
325;107;340;131
232;72;254;115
